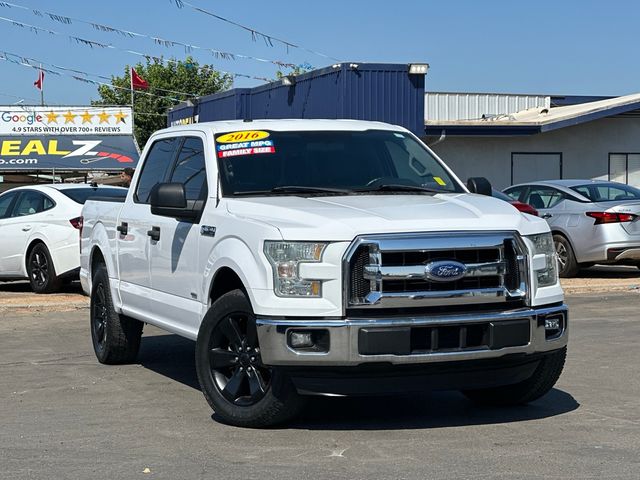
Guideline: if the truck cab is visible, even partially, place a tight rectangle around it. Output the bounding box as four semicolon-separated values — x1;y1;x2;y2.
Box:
80;119;567;427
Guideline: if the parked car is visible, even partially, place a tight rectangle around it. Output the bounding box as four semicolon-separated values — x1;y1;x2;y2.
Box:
0;184;127;293
504;179;640;277
81;120;567;427
492;189;538;216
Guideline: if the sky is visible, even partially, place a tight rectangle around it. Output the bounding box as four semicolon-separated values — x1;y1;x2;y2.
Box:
0;0;638;106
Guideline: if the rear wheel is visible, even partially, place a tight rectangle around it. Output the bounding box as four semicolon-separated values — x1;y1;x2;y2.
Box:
462;347;567;406
553;234;579;277
195;289;304;428
27;243;62;293
90;264;143;364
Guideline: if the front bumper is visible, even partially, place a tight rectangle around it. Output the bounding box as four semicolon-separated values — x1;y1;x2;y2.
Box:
256;304;567;367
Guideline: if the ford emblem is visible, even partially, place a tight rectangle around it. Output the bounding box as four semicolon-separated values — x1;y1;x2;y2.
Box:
424;260;467;282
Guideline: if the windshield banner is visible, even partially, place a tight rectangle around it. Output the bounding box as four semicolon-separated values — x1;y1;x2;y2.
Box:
0;135;139;171
0;106;133;136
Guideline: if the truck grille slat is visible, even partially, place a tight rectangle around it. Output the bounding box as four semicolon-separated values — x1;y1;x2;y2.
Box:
345;232;528;313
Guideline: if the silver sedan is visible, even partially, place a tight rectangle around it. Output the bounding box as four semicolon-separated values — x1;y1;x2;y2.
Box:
504;180;640;277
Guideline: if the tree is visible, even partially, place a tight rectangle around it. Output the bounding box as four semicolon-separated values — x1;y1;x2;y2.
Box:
275;62;314;80
92;56;232;147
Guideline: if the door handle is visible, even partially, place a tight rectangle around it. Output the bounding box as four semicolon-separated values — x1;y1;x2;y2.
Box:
147;226;160;241
116;222;128;235
542;213;553;219
22;225;32;231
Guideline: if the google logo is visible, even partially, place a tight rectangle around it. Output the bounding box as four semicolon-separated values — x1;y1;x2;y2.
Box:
1;112;43;125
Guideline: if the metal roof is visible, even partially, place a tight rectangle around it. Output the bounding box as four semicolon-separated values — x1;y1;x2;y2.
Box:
425;92;640;136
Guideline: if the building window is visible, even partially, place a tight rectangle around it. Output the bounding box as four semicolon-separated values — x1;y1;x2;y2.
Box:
609;153;640;186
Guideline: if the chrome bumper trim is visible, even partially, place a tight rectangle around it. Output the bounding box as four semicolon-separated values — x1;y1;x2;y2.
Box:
256;304;568;366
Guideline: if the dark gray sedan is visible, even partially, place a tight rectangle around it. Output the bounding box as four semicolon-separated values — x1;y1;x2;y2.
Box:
504;180;640;277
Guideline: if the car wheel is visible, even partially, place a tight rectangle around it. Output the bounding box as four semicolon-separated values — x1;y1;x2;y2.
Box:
27;243;62;293
195;289;304;428
462;347;567;406
90;264;143;364
553;234;579;277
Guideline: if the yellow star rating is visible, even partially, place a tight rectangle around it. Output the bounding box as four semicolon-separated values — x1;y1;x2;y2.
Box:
46;111;59;124
97;111;111;123
81;111;93;124
113;110;128;124
63;111;76;124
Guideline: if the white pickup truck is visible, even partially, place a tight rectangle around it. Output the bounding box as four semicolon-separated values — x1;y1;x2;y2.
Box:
80;119;568;427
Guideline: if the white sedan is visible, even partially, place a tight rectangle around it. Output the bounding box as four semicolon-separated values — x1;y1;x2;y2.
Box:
0;184;127;293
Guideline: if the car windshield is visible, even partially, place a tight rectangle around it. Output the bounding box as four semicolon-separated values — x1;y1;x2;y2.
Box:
59;187;127;204
570;183;640;202
215;129;463;196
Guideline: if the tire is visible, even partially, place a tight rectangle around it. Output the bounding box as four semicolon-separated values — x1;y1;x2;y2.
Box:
553;234;579;278
90;264;143;364
462;347;567;406
27;243;62;293
195;289;304;428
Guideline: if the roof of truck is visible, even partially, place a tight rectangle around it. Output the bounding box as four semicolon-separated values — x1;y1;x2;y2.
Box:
157;119;409;135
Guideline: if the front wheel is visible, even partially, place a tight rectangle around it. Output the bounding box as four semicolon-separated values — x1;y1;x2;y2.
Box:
462;347;567;406
195;289;304;428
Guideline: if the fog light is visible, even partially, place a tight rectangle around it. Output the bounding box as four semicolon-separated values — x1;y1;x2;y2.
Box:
545;318;560;330
289;331;314;349
287;329;330;352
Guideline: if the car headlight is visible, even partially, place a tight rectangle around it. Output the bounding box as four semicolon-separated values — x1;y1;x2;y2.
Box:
264;241;327;297
526;232;558;288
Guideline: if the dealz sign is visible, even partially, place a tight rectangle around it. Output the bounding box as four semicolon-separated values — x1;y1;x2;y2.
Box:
0;136;139;170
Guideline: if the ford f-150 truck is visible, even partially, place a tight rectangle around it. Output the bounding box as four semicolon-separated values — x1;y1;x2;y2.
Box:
80;119;568;427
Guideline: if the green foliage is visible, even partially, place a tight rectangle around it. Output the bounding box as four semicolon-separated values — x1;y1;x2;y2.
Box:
275;62;314;80
92;57;232;147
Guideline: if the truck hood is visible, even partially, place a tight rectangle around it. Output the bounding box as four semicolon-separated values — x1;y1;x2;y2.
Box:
225;194;549;241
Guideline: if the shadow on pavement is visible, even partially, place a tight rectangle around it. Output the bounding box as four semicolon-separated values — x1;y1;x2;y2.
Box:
0;279;84;294
578;265;639;278
139;333;579;430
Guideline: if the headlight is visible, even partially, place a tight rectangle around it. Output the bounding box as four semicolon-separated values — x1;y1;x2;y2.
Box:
526;233;558;288
264;241;327;297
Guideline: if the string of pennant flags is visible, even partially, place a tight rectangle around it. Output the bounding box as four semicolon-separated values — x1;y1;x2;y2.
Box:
0;50;206;98
0;0;318;68
0;15;277;84
0;51;195;103
170;0;338;61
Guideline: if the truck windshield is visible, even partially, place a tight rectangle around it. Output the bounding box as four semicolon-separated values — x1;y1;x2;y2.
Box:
215;129;463;196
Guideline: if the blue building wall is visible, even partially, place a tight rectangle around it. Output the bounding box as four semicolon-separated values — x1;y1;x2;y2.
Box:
167;63;426;135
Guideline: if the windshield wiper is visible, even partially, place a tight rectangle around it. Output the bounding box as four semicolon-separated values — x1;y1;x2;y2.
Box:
355;184;443;194
233;185;352;196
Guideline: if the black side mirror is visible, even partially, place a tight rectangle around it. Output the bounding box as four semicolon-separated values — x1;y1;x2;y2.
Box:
467;177;493;196
150;183;197;219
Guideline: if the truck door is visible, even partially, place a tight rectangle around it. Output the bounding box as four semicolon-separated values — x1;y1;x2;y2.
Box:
148;135;209;335
118;136;180;319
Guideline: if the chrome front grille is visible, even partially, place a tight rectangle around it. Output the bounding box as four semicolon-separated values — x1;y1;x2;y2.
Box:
344;232;528;311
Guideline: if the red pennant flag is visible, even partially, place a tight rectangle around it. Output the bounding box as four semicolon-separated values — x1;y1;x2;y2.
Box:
34;69;44;90
131;67;149;90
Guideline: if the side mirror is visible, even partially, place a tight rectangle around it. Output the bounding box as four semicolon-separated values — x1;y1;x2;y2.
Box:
150;183;197;220
466;177;493;196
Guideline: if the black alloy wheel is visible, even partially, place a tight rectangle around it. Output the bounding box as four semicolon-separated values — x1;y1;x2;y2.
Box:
91;282;109;354
27;243;61;293
30;250;49;288
209;314;270;406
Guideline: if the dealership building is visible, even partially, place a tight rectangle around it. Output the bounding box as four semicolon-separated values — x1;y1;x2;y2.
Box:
0;106;139;192
169;63;640;190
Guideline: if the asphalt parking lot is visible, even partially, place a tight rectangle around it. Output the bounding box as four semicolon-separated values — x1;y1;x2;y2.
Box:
1;287;639;479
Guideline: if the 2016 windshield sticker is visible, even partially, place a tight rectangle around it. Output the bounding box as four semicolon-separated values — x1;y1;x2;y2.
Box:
216;139;275;158
216;130;270;143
